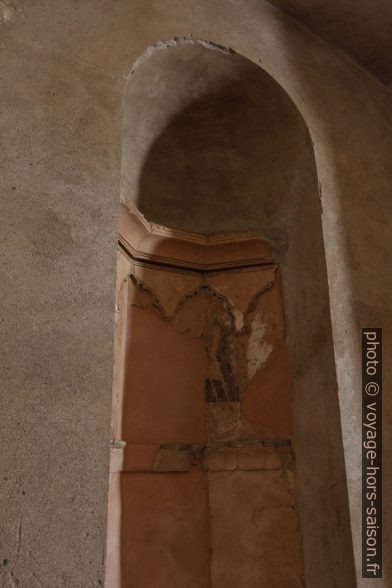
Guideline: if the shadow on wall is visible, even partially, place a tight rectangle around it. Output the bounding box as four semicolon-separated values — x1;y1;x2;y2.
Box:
272;8;392;587
121;42;312;238
108;41;356;587
136;81;307;237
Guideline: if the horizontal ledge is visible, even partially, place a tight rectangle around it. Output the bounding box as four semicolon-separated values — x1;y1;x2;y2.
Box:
109;441;293;473
118;238;275;273
118;202;274;272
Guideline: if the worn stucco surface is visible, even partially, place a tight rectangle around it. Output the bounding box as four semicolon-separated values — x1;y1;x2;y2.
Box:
1;1;392;586
122;43;313;238
106;252;302;586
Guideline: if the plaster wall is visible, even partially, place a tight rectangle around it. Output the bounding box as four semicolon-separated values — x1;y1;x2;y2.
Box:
107;245;302;587
121;42;353;587
1;1;392;586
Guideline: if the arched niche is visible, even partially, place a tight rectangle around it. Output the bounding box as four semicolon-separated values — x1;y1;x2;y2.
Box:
107;40;355;588
121;40;314;241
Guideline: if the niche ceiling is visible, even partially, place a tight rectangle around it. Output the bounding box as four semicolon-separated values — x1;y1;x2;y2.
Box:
122;43;318;236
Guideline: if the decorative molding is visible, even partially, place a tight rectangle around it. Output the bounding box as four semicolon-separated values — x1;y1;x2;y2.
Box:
119;200;274;271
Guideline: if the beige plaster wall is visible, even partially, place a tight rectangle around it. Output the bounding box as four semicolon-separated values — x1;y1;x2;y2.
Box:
1;1;392;586
122;42;312;239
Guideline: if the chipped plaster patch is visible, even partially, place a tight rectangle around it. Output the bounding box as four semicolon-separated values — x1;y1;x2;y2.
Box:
114;303;120;325
125;37;233;79
233;309;244;331
0;1;16;23
247;313;272;380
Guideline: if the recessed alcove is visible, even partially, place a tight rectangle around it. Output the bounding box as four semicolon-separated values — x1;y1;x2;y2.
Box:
106;40;353;588
121;42;315;240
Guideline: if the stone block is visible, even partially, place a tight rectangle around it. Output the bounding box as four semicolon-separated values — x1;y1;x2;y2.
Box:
208;469;303;587
120;469;210;587
203;447;239;471
123;306;208;444
153;446;192;472
241;346;292;439
122;444;161;472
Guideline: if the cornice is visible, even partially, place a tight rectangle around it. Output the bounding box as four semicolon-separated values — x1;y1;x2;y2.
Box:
119;200;274;271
